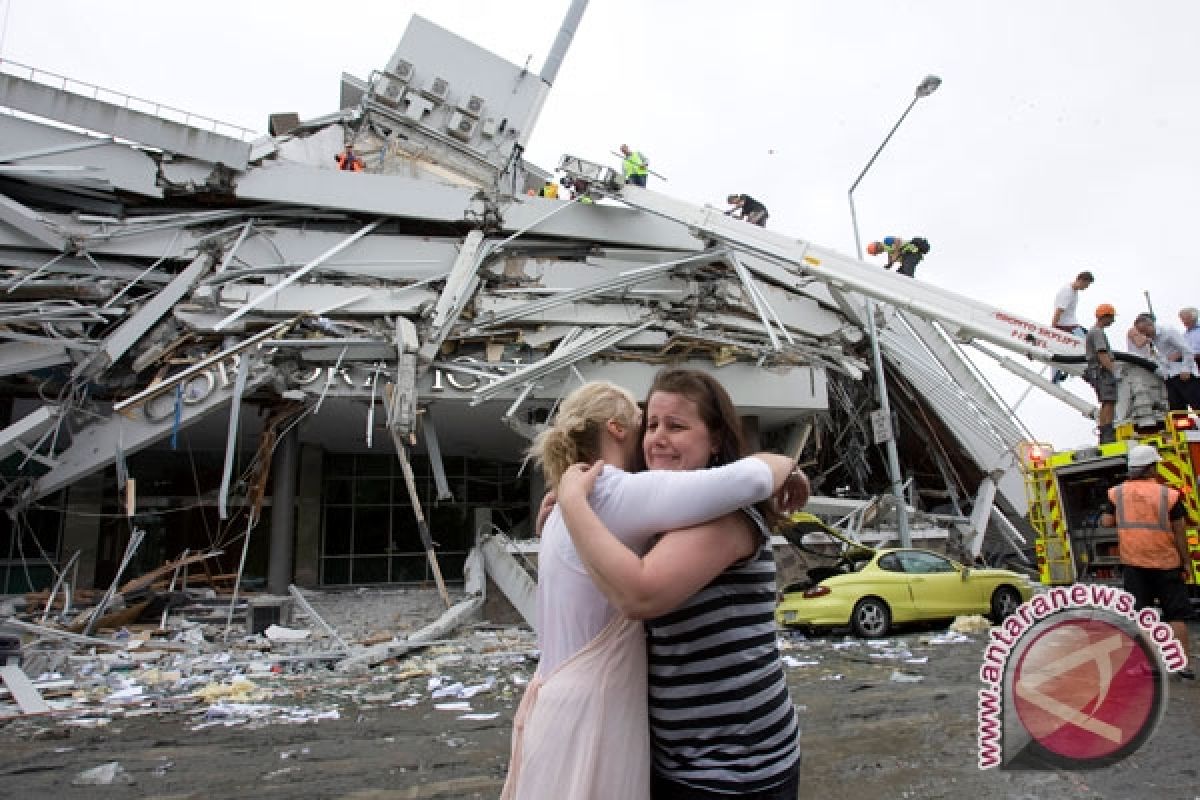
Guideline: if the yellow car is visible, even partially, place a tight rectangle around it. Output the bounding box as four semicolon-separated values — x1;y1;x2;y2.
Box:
775;547;1036;638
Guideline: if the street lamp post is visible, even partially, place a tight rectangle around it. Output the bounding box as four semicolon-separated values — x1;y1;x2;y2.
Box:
848;74;941;548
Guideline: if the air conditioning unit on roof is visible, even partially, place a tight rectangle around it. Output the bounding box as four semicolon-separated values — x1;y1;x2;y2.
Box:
372;64;412;108
446;110;478;142
457;94;484;118
390;59;414;83
374;79;405;107
420;76;450;103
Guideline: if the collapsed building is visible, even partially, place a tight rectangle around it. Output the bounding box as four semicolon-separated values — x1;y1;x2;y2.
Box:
0;3;1144;608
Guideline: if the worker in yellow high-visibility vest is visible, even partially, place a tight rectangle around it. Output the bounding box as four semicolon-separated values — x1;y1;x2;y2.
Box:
619;144;649;187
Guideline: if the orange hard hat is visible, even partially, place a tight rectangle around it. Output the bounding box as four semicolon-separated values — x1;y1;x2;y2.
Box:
866;241;882;256
1095;303;1117;318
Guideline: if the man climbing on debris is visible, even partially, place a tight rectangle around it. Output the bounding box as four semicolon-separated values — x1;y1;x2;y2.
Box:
619;144;649;187
565;176;594;204
867;236;930;277
335;144;364;172
1050;270;1094;383
1100;444;1195;679
725;194;768;226
1085;303;1119;444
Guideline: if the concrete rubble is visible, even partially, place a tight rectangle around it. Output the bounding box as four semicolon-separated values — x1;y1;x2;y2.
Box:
0;6;1196;797
4;587;1194;800
2;582;995;736
0;1;1124;613
1;585;540;732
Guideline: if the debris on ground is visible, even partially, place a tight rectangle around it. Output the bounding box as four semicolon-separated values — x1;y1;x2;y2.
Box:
0;586;538;731
949;614;993;634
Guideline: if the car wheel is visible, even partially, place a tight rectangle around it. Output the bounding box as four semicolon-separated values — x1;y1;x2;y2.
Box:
851;597;891;638
990;586;1022;623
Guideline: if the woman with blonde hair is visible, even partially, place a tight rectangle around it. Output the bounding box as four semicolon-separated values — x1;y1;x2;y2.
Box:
501;380;804;800
557;368;805;799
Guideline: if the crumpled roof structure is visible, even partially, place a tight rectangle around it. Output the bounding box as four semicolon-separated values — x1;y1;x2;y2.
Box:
0;7;1124;576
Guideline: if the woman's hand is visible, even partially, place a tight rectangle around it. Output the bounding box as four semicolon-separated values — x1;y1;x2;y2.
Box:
558;460;604;507
774;468;810;513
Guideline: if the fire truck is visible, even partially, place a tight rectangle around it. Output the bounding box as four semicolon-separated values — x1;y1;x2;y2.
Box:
1023;409;1200;592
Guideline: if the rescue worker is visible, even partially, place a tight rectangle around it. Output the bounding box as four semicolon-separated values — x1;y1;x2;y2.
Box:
619;144;649;187
1100;444;1195;679
1050;270;1094;383
1125;312;1198;411
335;144;364;172
725;194;768;226
1051;271;1094;334
1181;306;1200;371
566;177;594;204
869;236;930;278
1085;303;1119;444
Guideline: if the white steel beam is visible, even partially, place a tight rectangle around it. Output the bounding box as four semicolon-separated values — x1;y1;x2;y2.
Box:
75;253;214;379
0;406;59;462
964;476;998;559
471;322;653;404
479;535;537;631
0;340;70;376
0;192;69;251
577;175;1085;365
26;368;276;503
215;219;381;330
419;230;487;366
0;73;251;170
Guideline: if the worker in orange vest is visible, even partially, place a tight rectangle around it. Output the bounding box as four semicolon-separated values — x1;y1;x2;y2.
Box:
1100;444;1194;679
335;144;364;172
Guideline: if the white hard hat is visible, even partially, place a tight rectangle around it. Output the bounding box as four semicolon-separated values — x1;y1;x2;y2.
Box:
1128;444;1161;468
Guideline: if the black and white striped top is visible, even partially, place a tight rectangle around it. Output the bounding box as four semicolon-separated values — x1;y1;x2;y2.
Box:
645;506;801;794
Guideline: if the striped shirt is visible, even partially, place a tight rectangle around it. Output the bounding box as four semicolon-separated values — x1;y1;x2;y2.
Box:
645;506;801;794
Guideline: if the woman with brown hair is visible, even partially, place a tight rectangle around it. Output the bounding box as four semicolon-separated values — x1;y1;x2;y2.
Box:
557;368;803;799
501;379;804;800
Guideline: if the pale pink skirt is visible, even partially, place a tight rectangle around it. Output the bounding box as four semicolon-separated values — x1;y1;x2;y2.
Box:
501;615;650;800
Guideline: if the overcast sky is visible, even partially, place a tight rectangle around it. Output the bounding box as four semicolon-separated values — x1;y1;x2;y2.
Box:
2;0;1195;449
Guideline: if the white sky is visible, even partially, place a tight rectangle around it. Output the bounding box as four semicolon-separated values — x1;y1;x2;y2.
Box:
2;0;1195;450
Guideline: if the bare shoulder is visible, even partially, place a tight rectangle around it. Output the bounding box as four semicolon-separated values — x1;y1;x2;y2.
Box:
702;510;759;561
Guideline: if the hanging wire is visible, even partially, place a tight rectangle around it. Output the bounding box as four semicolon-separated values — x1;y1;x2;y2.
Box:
184;428;216;549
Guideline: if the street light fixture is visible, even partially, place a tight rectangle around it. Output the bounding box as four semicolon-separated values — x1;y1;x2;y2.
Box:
915;74;942;98
847;74;942;548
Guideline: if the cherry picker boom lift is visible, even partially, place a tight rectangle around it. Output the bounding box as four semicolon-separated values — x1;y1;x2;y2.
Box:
556;155;1183;579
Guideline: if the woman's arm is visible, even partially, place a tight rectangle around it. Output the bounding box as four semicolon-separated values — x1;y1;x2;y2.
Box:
558;462;760;618
559;462;753;618
598;453;800;546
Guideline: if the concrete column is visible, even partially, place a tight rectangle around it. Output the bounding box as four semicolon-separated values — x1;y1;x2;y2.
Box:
59;472;103;589
292;443;324;587
266;426;299;594
473;507;493;545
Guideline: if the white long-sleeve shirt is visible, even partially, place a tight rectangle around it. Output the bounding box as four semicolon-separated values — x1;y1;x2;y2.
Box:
535;458;774;676
1127;327;1195;378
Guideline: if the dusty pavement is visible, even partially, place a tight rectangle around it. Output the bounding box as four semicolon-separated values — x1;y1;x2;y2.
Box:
0;608;1197;799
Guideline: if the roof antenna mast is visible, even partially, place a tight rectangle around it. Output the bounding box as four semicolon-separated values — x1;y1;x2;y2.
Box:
539;0;589;86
